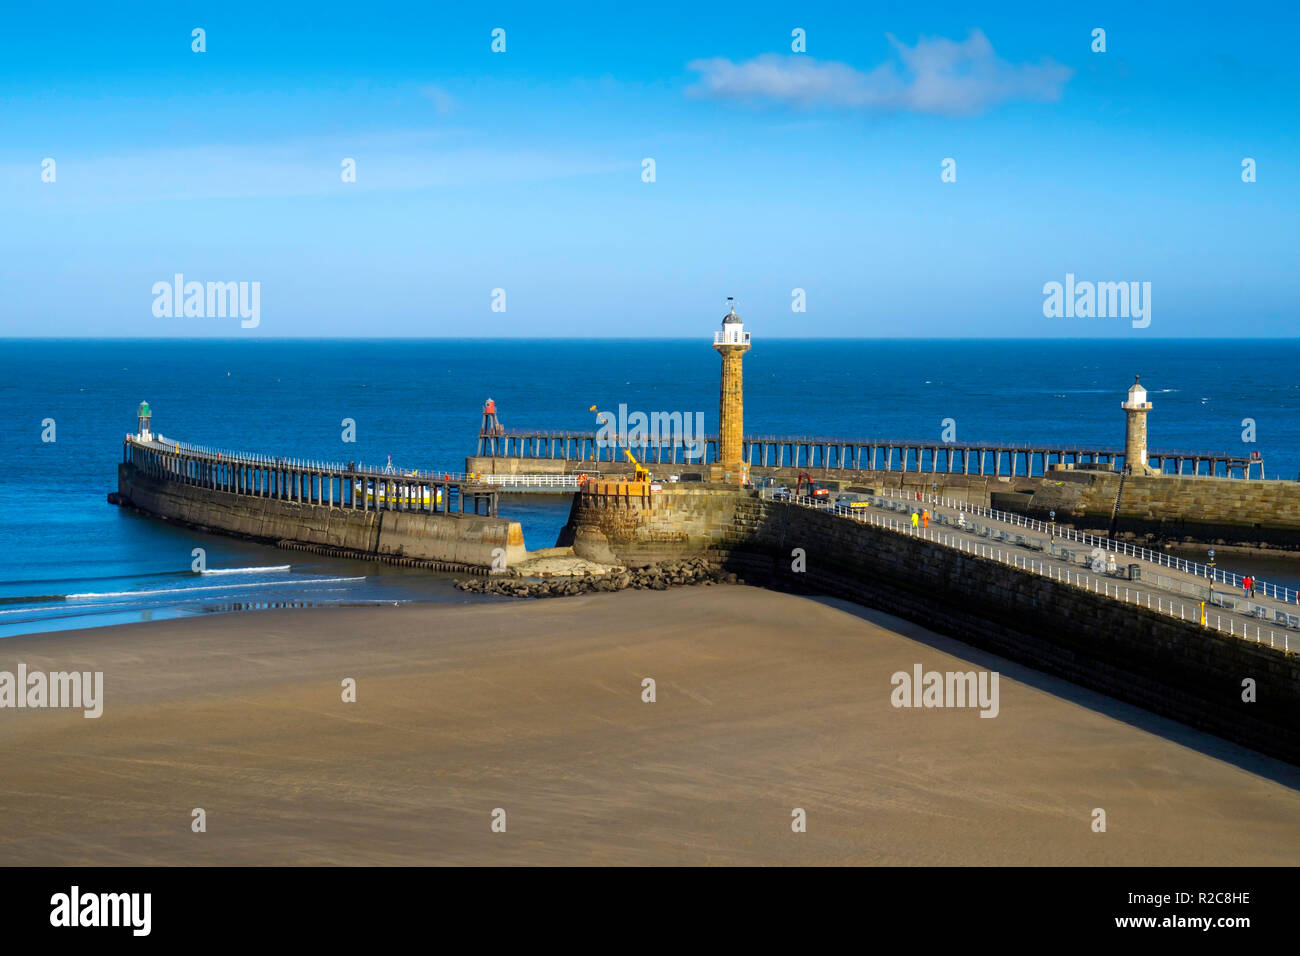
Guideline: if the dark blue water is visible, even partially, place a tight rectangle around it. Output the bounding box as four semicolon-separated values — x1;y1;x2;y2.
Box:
2;338;1298;636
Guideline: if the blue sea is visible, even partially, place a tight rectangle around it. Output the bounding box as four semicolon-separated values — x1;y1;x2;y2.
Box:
2;338;1299;637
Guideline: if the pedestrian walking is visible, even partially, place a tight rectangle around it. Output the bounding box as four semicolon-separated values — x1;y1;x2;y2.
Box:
1242;575;1252;599
922;509;930;529
911;510;919;531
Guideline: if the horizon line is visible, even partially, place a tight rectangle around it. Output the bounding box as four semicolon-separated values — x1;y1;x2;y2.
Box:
4;335;1300;343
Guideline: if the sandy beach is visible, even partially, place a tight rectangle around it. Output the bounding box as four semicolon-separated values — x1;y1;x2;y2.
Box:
0;585;1297;866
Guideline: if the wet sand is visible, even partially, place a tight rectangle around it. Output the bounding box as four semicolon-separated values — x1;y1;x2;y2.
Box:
0;586;1297;866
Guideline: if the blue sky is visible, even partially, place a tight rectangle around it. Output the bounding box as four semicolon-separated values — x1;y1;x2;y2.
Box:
0;1;1295;337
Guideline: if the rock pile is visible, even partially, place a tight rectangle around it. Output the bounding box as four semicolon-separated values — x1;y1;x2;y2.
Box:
455;557;742;599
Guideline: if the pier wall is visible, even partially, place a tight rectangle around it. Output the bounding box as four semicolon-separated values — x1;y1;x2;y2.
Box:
465;456;577;477
522;451;1300;549
562;488;1300;763
1029;471;1300;547
118;464;527;569
557;485;746;566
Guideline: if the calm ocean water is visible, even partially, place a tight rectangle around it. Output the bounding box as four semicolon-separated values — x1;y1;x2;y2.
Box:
1;338;1298;636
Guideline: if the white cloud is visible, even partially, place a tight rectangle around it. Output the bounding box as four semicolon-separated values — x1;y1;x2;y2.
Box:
419;85;456;115
687;30;1072;116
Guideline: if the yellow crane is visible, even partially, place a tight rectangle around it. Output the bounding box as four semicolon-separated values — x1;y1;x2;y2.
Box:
624;449;651;482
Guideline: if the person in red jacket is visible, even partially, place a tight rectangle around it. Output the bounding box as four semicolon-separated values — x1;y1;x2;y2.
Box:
1242;575;1253;599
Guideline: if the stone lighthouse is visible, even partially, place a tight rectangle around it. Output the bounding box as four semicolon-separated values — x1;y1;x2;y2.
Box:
710;298;751;485
1121;376;1155;476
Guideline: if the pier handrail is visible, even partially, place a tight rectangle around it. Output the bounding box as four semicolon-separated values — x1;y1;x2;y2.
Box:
139;436;485;484
874;486;1298;605
123;434;503;518
761;487;1295;654
133;437;584;491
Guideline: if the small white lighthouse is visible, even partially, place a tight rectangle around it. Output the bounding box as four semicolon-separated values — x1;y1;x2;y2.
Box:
1121;376;1155;476
136;401;153;442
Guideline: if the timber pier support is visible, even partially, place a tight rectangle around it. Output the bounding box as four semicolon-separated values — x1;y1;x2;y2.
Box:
471;431;1261;480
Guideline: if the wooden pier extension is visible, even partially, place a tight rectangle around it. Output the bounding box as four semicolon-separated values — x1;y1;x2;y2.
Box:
477;430;1263;479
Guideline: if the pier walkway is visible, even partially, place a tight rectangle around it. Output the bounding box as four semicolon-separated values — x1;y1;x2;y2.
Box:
763;487;1299;655
124;436;502;516
480;430;1263;479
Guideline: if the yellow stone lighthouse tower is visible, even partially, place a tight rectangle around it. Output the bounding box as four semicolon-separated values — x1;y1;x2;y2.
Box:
710;298;751;485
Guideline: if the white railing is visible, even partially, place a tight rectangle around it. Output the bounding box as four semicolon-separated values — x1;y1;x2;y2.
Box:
760;488;1295;654
713;330;751;346
474;474;581;488
132;438;593;494
876;486;1299;605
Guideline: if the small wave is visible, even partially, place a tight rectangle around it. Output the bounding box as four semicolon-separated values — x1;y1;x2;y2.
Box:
66;576;366;600
0;569;192;588
199;565;291;575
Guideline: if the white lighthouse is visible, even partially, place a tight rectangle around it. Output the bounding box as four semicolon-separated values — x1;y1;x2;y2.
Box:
1121;376;1155;476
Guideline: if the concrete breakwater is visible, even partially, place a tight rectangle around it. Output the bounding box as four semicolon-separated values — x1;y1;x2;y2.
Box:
113;437;528;571
560;485;1300;764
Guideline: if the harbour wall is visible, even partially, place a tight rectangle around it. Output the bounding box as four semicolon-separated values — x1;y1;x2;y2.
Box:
561;486;1300;763
117;464;527;570
501;448;1300;549
1028;471;1300;547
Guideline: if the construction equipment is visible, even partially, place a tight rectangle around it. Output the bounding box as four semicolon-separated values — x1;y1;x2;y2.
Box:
796;471;830;500
624;449;651;482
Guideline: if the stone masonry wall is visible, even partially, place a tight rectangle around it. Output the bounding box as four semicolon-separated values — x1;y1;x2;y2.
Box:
1029;471;1300;546
118;463;527;569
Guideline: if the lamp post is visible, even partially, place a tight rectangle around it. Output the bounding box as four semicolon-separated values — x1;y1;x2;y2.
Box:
1049;509;1056;541
1208;548;1216;602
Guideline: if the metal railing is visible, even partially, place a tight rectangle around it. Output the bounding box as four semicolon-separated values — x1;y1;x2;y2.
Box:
759;487;1296;654
876;486;1299;605
465;473;581;488
146;437;590;490
141;436;474;484
713;330;751;346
